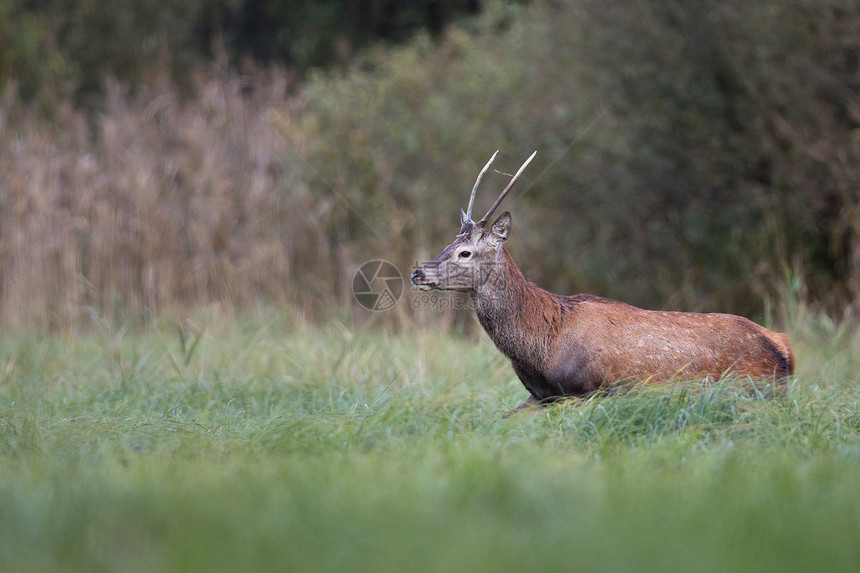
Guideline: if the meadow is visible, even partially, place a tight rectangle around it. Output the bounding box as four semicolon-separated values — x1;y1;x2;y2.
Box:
1;306;859;572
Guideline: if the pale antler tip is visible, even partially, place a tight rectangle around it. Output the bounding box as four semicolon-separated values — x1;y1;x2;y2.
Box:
477;150;537;225
464;150;501;223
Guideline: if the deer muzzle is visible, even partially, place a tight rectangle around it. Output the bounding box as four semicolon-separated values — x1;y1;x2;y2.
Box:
410;268;436;290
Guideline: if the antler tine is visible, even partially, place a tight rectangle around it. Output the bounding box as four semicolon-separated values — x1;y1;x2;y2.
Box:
477;150;537;226
465;150;499;223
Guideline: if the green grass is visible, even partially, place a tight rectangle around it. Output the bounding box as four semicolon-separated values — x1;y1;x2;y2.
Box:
1;313;860;572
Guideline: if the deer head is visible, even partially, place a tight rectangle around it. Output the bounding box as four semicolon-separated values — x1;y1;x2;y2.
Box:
411;151;536;293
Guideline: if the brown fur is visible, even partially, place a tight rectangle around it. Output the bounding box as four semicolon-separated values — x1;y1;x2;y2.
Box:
473;249;794;403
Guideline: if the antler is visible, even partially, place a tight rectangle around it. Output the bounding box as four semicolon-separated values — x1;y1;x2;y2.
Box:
477;150;537;226
461;150;499;231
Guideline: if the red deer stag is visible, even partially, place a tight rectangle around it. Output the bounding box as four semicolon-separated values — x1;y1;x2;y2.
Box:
410;151;795;411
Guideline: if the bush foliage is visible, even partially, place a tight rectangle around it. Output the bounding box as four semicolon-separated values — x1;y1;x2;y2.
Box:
0;1;858;328
300;0;860;319
0;0;478;104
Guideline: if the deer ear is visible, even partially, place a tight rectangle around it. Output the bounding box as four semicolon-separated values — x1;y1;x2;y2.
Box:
488;211;511;245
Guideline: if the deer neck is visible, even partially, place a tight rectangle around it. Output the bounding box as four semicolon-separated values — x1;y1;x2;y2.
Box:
472;248;558;364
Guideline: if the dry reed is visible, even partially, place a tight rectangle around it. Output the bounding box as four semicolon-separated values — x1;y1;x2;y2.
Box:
0;68;340;329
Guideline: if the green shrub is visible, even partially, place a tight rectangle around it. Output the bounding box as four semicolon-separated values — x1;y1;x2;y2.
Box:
299;0;860;320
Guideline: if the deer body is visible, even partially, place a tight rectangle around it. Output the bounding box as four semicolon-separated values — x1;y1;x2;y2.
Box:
472;248;793;402
411;151;794;409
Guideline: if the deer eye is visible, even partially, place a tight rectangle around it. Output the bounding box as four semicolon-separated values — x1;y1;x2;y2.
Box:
458;250;472;259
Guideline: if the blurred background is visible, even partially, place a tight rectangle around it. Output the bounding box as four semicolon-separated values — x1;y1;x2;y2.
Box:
0;0;857;331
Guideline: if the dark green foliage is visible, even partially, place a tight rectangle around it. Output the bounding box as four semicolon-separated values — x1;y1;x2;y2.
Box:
196;0;480;69
299;1;860;319
0;0;201;103
0;0;480;104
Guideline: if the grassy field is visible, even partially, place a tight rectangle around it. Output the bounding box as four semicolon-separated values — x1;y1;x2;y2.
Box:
1;311;859;572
